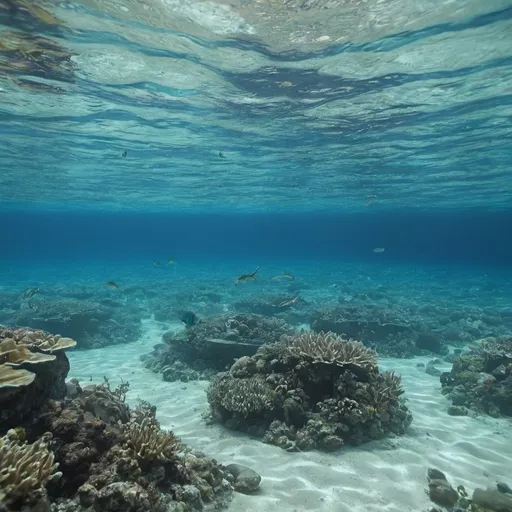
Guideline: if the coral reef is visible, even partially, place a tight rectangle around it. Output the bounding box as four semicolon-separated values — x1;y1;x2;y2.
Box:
310;305;417;357
0;326;75;430
0;429;61;510
440;336;512;417
310;302;512;359
13;297;143;349
2;379;233;512
142;314;295;382
206;330;412;451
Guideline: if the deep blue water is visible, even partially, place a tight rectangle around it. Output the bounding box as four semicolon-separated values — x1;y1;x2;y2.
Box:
2;210;512;266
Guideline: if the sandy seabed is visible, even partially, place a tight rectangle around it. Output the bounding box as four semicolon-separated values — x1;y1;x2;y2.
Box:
67;320;512;512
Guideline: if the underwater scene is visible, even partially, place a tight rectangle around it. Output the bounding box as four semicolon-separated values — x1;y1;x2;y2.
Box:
1;1;512;512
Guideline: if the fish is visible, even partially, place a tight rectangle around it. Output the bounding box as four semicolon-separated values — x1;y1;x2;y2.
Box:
178;310;198;327
278;295;301;308
235;267;259;285
218;151;226;158
152;260;161;266
121;150;127;158
104;281;120;289
271;272;295;281
167;257;175;264
22;287;39;298
373;248;386;253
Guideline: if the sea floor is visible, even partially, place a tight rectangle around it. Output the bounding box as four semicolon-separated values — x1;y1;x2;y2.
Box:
68;318;512;512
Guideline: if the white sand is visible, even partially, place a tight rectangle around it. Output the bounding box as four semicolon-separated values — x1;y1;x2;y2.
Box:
68;319;512;512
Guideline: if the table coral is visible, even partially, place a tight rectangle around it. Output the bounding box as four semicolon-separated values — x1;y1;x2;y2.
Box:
0;326;76;429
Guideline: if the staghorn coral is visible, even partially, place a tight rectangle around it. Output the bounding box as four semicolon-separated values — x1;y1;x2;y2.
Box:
0;430;61;507
287;330;377;372
206;330;412;452
122;419;181;461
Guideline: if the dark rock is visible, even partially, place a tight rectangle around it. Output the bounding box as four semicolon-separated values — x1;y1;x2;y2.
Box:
416;332;443;353
225;463;261;494
427;468;448;481
428;470;458;508
498;482;512;494
447;405;468;416
472;488;512;512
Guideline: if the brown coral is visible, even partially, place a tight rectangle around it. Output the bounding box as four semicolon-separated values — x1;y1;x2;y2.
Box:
0;430;61;502
122;419;181;461
288;331;377;371
207;375;277;418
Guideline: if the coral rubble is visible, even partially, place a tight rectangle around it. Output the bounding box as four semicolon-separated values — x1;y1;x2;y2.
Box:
206;331;412;451
440;336;512;417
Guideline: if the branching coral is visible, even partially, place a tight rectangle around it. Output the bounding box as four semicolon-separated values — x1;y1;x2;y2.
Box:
122;419;181;461
0;430;61;503
207;375;277;418
288;331;377;371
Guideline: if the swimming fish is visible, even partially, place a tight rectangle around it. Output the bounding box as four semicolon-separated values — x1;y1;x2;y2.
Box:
373;248;386;253
104;281;120;289
271;272;295;281
152;260;161;266
179;310;198;327
235;267;259;285
121;150;127;158
22;287;39;298
167;257;175;264
218;151;226;158
278;295;301;308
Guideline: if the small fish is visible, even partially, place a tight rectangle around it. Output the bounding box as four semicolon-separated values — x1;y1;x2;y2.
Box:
167;257;175;265
278;295;300;308
152;260;161;266
235;267;259;285
218;151;226;158
179;310;198;327
27;300;37;311
22;287;39;299
271;272;295;281
373;247;386;253
104;281;120;289
121;150;127;158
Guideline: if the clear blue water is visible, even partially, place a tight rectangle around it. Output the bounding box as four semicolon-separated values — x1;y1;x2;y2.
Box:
1;2;512;511
0;1;511;212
